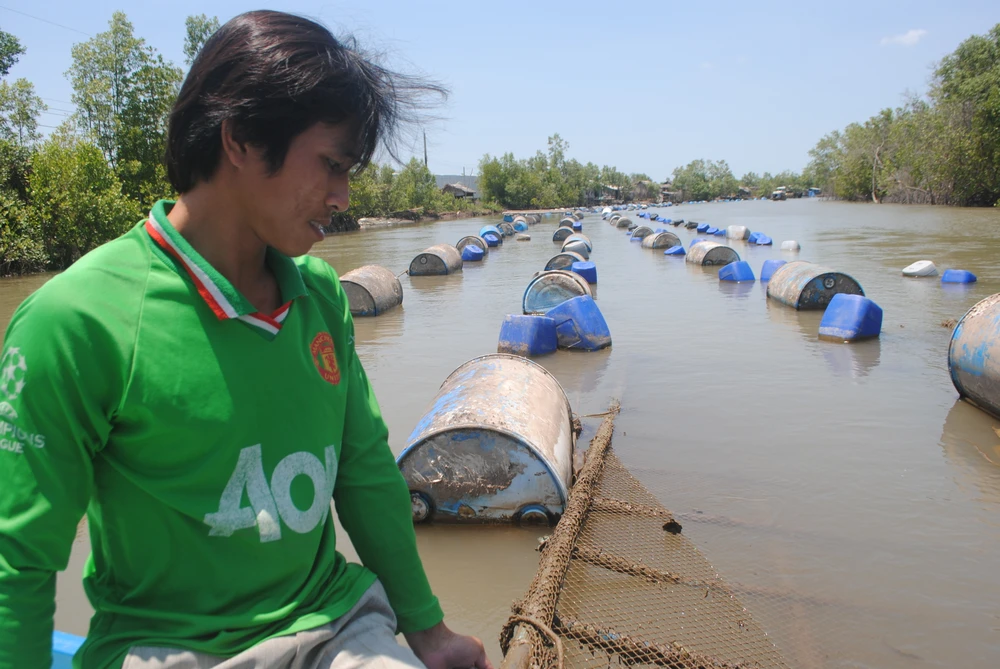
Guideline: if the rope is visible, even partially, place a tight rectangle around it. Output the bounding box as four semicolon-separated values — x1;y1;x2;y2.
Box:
500;615;565;669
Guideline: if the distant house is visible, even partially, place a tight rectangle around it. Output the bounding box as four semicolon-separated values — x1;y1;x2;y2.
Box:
442;183;475;199
600;184;621;202
660;181;681;203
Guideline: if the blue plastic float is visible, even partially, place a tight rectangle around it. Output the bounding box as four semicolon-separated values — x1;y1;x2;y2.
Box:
696;223;710;232
664;245;686;256
461;245;485;262
760;259;787;282
747;231;761;244
52;631;84;669
514;220;529;232
706;226;719;234
713;228;726;236
941;269;977;284
755;235;773;245
497;315;558;356
572;221;582;231
482;232;501;247
545;296;612;351
570;261;598;284
818;294;883;341
502;214;514;223
719;260;755;282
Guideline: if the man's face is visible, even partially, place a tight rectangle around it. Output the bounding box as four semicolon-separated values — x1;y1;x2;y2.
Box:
238;122;355;257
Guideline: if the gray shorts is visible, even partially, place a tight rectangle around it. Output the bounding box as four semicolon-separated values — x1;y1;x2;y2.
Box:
121;581;426;669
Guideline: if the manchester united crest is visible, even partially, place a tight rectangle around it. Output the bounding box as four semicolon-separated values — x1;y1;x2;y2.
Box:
310;332;341;385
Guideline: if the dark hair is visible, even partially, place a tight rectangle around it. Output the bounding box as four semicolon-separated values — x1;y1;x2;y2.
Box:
166;10;446;193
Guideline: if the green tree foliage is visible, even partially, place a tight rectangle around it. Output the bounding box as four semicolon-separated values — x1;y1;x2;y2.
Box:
68;11;183;203
806;22;1000;206
0;78;45;145
183;15;221;65
671;160;739;201
0;29;24;78
29;130;140;269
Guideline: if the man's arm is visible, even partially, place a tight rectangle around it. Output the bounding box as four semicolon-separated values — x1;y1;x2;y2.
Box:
0;287;121;669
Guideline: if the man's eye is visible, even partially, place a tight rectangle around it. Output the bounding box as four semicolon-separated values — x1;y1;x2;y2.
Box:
326;158;341;172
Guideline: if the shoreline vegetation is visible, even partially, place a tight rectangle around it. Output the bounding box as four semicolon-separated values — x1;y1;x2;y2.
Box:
1;15;998;277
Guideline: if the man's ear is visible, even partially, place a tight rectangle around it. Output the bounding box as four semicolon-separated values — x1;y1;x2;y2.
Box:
220;119;250;170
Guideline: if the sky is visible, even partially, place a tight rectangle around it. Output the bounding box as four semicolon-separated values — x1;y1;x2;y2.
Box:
2;0;1000;182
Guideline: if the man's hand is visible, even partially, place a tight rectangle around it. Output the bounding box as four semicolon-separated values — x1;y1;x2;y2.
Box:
404;621;493;669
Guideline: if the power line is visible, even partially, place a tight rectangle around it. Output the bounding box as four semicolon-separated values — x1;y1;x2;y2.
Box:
41;97;74;105
0;5;91;37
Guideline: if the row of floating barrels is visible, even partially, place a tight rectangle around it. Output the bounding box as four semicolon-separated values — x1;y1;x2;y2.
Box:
610;210;886;342
339;215;544;317
399;212;604;524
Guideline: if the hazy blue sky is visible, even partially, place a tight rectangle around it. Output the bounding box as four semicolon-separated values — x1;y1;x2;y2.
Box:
3;0;999;181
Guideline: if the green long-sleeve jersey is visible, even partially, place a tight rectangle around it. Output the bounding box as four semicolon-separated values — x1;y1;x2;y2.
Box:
0;200;443;669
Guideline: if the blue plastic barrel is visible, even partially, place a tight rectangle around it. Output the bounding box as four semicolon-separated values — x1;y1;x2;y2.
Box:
706;226;719;234
52;631;85;669
462;245;485;262
713;228;726;236
572;221;582;231
503;214;514;223
697;223;710;232
755;235;773;245
514;220;529;232
819;294;883;341
747;231;762;244
545;296;612;351
570;261;598;284
498;315;558;356
941;269;977;284
719;260;755;282
480;225;503;244
482;232;501;247
760;259;787;282
664;245;686;256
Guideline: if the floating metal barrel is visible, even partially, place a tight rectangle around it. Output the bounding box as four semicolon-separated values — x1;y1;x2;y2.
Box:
456;235;489;256
523;270;593;314
630;225;654;241
564;233;592;252
561;239;590;259
949;293;1000;419
641;231;681;249
766;261;864;310
340;265;403;317
560;217;576;228
528;214;541;225
544;251;587;271
615;217;632;229
685;241;741;266
552;227;574;242
572;211;584;221
408;244;463;276
498;221;516;237
397;354;574;524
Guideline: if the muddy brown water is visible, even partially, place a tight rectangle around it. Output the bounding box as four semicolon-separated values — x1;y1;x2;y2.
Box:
4;199;1000;667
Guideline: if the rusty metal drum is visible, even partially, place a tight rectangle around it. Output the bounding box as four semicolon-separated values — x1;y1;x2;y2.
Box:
544;251;587;271
340;265;403;316
641;231;681;249
456;235;489;255
685;241;740;266
498;221;516;237
949;293;1000;419
522;270;593;314
397;354;575;524
766;260;864;310
408;244;463;276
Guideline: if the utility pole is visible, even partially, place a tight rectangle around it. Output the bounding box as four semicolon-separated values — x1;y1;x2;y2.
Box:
423;131;428;168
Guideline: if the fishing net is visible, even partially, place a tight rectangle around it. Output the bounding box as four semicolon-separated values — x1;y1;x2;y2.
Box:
500;401;789;669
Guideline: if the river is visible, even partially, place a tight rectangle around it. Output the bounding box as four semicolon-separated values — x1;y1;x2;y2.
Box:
3;198;1000;667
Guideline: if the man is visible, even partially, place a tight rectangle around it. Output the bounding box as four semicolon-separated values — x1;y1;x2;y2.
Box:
0;10;490;669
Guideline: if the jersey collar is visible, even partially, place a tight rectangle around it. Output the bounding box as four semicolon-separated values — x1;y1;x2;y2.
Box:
144;200;308;339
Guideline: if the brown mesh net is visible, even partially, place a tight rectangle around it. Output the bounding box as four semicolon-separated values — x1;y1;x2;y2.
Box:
500;401;789;669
